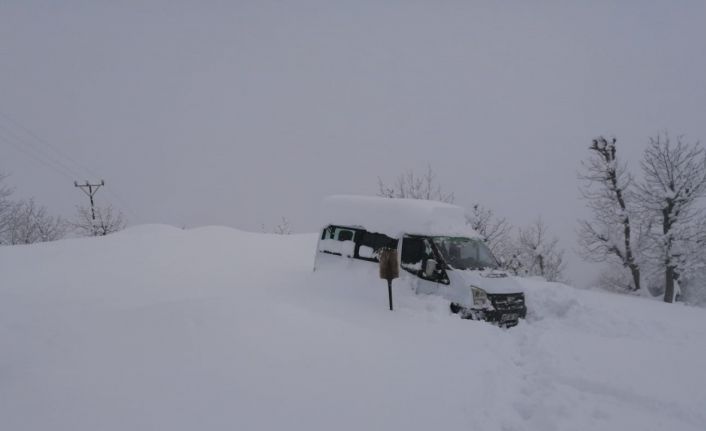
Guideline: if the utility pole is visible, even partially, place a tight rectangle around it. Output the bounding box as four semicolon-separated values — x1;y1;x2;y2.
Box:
74;180;104;235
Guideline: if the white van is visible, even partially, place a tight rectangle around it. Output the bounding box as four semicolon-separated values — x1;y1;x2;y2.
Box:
314;195;526;326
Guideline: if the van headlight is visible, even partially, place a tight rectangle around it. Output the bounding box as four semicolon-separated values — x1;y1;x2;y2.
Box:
471;286;490;307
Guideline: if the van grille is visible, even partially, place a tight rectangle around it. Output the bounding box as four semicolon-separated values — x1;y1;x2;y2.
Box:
489;293;525;310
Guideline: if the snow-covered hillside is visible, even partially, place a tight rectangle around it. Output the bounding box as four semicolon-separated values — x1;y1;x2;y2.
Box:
2;225;705;431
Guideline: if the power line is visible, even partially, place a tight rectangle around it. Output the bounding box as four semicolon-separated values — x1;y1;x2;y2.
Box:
0;121;85;179
0;111;103;179
0;123;82;179
0;128;76;182
0;112;140;220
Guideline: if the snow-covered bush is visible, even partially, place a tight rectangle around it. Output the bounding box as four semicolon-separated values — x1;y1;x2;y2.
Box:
0;174;67;245
72;204;126;237
2;199;67;245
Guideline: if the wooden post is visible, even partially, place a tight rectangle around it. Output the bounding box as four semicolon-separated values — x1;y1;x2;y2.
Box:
387;279;393;311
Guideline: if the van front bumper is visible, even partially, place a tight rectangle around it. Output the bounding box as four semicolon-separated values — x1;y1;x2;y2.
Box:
482;306;527;327
450;293;527;327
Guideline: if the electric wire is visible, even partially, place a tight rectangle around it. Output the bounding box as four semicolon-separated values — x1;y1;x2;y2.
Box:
0;111;103;180
0;128;77;182
0;113;140;220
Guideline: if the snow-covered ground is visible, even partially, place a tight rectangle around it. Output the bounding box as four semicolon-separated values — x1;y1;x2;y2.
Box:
1;225;705;431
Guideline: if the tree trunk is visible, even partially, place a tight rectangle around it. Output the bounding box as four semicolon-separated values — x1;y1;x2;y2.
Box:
629;265;641;292
662;203;674;303
609;161;640;292
664;265;675;303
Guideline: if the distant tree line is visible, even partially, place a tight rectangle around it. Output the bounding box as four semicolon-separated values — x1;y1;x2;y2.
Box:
0;173;126;245
578;133;706;304
377;165;566;282
261;217;292;235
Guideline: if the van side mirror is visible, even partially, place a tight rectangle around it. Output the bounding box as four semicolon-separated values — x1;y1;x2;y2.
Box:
424;259;437;277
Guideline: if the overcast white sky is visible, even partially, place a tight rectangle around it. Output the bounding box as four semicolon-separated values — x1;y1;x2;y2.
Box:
1;1;705;285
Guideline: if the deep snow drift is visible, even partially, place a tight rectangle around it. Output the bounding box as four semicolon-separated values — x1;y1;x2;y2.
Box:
1;225;705;431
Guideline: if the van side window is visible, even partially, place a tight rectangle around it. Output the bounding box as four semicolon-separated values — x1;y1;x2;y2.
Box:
401;236;428;267
337;230;354;242
355;231;398;261
319;226;398;263
401;236;447;283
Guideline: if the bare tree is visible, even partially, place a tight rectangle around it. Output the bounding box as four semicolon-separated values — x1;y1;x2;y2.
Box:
0;173;11;204
636;134;706;303
577;137;643;291
0;173;14;238
377;164;455;203
697;216;706;248
515;218;566;282
2;199;67;245
675;214;706;305
73;204;126;237
273;217;292;235
0;175;66;245
595;263;641;292
465;203;512;258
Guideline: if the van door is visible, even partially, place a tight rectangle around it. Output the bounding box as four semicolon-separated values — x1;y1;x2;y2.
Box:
400;235;448;294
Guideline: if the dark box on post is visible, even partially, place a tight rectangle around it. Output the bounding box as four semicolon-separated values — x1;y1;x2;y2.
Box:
379;248;399;280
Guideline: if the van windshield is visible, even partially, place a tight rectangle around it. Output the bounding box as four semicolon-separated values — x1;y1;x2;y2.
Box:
433;237;498;270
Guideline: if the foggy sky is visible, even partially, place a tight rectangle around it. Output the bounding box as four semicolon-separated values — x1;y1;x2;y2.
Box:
2;1;705;286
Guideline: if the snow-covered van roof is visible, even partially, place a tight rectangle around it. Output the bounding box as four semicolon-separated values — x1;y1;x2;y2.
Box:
320;195;480;239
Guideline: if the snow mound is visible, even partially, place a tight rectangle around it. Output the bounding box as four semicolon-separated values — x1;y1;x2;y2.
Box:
117;223;186;236
1;226;705;431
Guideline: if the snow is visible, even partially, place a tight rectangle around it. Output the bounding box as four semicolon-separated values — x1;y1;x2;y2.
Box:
2;225;706;431
358;244;375;258
319;194;479;238
319;238;355;257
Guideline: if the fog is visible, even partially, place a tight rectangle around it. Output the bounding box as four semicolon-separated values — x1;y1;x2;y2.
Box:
2;1;705;286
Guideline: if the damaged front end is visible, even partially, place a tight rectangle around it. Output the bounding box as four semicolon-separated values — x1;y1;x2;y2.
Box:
450;290;527;327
